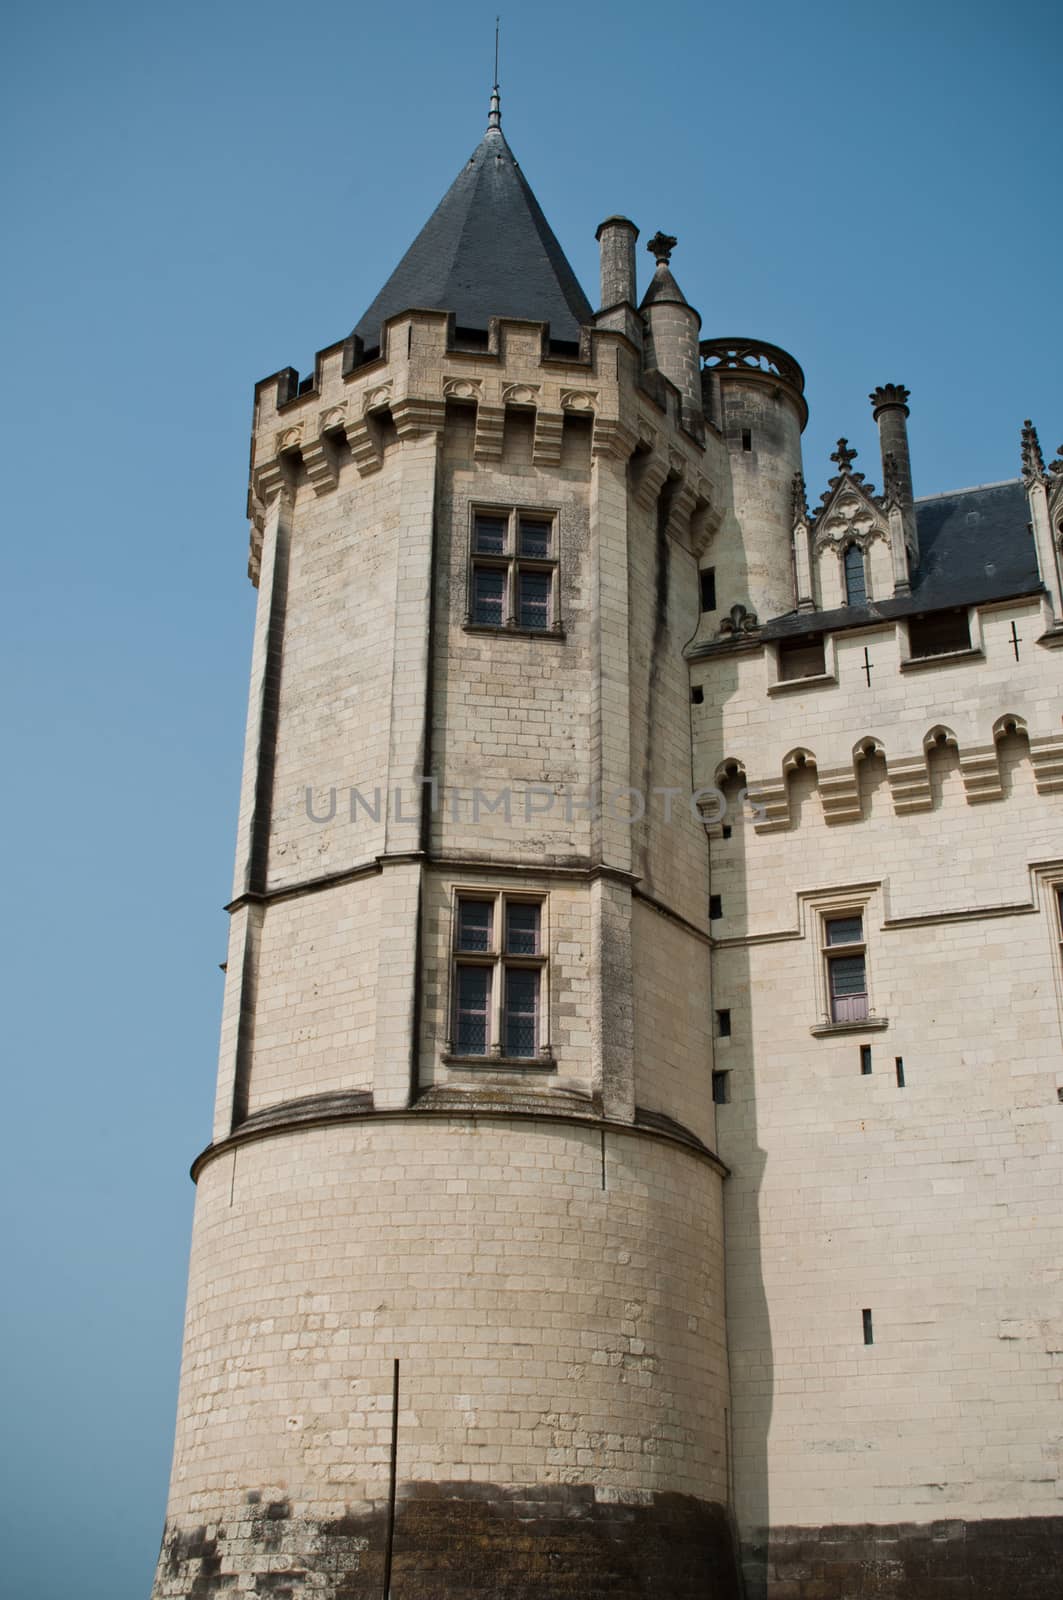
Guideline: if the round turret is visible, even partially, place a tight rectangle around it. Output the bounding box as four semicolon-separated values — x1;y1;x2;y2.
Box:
701;338;807;623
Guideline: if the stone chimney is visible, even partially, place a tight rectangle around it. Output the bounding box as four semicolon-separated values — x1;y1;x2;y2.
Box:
595;215;639;309
870;383;918;587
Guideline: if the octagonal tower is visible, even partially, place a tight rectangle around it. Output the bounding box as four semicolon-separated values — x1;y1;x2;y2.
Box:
152;96;740;1599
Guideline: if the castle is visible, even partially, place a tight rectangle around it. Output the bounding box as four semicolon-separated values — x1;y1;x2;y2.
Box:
153;90;1063;1598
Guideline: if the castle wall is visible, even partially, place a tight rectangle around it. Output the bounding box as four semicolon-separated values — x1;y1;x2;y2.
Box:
693;600;1063;1594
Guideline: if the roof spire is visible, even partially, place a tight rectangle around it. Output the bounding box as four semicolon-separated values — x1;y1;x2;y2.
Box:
488;18;502;132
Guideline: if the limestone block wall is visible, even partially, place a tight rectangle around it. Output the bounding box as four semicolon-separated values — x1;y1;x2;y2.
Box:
154;1118;731;1596
631;899;715;1149
245;875;381;1115
268;455;403;888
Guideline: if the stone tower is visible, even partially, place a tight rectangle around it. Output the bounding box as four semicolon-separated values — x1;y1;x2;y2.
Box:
155;90;1063;1600
153;94;742;1597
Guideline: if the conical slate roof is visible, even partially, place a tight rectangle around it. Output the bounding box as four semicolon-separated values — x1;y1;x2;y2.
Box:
353;116;593;348
640;262;691;310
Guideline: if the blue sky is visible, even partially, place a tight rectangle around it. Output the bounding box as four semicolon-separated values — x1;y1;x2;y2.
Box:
1;1;1059;1594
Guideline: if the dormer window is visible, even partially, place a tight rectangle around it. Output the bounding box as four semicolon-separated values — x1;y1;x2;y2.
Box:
908;609;971;658
843;545;867;607
778;635;826;681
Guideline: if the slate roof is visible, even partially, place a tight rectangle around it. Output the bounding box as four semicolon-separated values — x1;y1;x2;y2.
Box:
353;125;593;350
761;480;1039;640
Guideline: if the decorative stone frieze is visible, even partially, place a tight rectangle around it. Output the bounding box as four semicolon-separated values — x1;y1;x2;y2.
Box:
502;382;540;406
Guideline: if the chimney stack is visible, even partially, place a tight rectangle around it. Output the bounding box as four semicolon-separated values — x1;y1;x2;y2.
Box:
595;215;639;309
870;383;918;581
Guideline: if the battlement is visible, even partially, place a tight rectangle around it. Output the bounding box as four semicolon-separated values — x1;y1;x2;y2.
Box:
246;308;726;583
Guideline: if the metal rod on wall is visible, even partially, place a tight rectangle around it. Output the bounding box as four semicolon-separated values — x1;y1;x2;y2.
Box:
382;1357;400;1599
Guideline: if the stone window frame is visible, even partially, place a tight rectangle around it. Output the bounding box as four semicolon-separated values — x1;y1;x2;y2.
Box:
898;606;984;671
463;503;565;639
807;888;889;1037
767;631;839;694
442;886;555;1069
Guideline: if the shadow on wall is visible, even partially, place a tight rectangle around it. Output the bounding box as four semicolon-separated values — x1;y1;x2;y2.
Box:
702;656;774;1600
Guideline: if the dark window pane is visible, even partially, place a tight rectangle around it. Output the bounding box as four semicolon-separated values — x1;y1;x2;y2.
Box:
518;518;552;558
518;569;551;630
472;566;505;626
844;545;867;607
826;915;863;946
474;514;507;554
504;966;539;1057
457;899;493;952
506;902;540;954
779;636;826;681
909;610;971;658
699;568;716;612
456;965;491;1054
829;955;867;997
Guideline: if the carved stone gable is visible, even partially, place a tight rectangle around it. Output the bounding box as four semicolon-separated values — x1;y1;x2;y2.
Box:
811;438;889;550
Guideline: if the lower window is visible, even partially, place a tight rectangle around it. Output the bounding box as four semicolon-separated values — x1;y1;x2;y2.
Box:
451;893;548;1060
824;913;869;1022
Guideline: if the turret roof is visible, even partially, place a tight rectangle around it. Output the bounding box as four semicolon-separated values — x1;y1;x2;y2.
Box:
353;111;592;350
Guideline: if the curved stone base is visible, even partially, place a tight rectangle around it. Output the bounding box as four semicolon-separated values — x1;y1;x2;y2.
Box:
154;1482;741;1598
740;1516;1063;1600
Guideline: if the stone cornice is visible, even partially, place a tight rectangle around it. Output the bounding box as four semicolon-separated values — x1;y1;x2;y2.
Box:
190;1093;729;1183
225;853;643;914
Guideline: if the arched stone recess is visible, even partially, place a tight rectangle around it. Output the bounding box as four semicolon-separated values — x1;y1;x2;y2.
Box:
854;737;889;819
994;714;1035;800
924;725;964;812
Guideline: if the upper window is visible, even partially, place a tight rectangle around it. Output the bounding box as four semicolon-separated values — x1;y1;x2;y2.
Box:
778;635;826;681
823;914;868;1023
468;508;559;634
908;609;971;658
843;545;867;607
450;892;549;1061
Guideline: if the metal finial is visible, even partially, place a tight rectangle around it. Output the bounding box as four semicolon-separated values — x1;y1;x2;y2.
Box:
488;18;502;131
